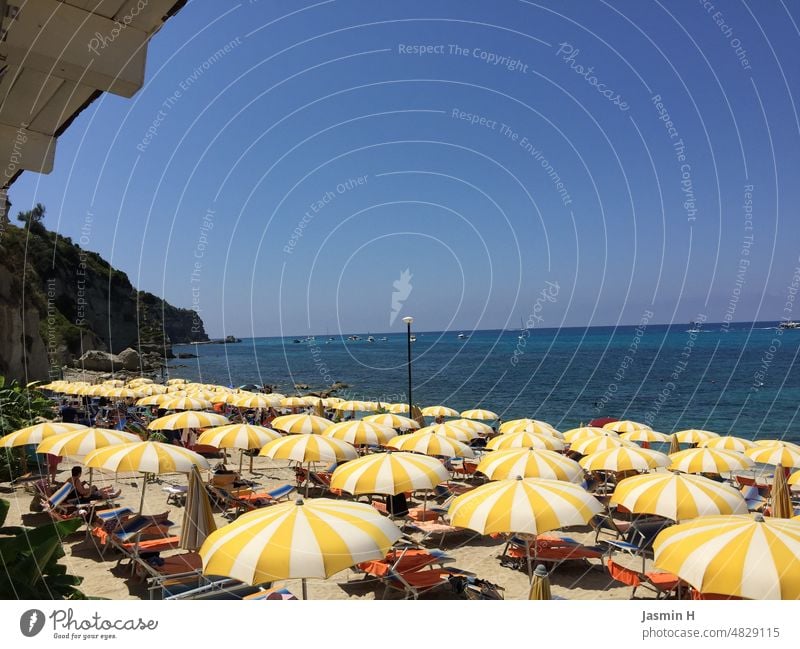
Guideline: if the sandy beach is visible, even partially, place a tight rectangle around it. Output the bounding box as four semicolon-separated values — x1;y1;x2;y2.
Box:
2;453;654;601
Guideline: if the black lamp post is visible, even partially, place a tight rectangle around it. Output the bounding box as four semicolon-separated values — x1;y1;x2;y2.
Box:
402;316;413;420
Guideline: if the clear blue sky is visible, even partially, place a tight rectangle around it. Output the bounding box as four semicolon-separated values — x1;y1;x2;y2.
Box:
10;0;800;338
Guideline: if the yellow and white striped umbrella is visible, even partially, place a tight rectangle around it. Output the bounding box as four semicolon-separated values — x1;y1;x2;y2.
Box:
40;381;69;391
148;411;230;430
323;421;396;446
460;408;499;421
486;431;565;452
788;472;800;487
232;393;281;409
416;422;478;442
579;447;670;473
321;397;343;407
212;391;244;405
570;436;636;455
653;514;800;599
330;452;449;495
477;449;583;483
447;477;603;536
363;413;420;431
259;434;357;464
421;405;459;418
449;419;493;436
620;429;672;444
134;384;168;396
674;429;720;444
102;387;142;399
696;436;755;452
135;394;169;407
76;384;106;397
270;414;333;435
62;382;91;394
500;419;560;437
84;441;209;474
127;378;154;387
102;379;125;387
745;444;800;469
336;400;380;412
669;448;754;474
611;473;748;521
603;420;652;435
166;378;188;385
387;432;475;458
0;422;87;447
199;498;402;589
197;425;281;450
753;439;800;449
387;403;409;414
160;396;213;411
280;396;311;408
36;428;140;458
183;389;221;401
563;427;617;443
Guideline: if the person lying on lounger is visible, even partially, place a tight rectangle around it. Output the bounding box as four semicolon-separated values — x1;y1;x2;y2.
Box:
67;466;120;503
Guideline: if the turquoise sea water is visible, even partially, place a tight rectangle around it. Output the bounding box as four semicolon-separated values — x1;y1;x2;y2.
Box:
171;322;799;442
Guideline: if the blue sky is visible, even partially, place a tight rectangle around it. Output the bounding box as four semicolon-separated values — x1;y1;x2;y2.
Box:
10;0;800;338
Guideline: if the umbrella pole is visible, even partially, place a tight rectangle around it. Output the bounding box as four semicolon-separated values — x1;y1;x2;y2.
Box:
238;450;244;475
526;538;533;580
138;472;148;514
301;578;308;600
88;467;93;488
305;462;310;498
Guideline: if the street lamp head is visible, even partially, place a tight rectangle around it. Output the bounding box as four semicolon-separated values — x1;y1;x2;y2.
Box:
402;316;414;325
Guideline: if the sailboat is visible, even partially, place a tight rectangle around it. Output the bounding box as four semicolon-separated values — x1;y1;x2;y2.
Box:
518;317;526;340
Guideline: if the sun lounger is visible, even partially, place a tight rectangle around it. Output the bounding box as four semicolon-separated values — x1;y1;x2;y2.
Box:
162;485;188;507
355;546;456;580
382;565;478;599
136;551;204;595
499;534;604;572
605;558;682;599
207;484;295;519
403;518;477;547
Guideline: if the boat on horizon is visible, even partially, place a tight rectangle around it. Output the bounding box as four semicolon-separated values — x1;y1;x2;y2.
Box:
779;321;799;330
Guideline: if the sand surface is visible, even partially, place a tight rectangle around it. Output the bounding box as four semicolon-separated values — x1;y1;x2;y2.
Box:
2;455;660;600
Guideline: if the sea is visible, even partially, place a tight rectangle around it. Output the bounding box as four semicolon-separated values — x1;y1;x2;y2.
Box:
170;322;800;442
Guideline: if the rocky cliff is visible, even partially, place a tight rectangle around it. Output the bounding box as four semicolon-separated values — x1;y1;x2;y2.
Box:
0;208;208;382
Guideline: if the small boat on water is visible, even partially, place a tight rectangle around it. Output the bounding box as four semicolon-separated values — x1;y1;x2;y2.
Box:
458;332;466;339
379;336;388;341
410;334;416;343
779;321;800;330
687;321;702;333
367;336;375;343
347;335;360;341
292;339;301;344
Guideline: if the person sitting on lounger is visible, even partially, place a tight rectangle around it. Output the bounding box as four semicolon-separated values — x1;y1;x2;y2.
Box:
68;466;119;503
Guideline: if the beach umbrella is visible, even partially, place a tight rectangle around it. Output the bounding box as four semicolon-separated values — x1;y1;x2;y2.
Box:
0;422;87;447
85;441;209;513
321;397;343;407
166;378;188;385
669;448;755;474
500;419;560;437
387;403;409;414
270;414;333;435
231;393;281;409
213;391;244;405
198;424;281;450
102;379;125;387
449;419;494;436
448;477;603;576
197;424;281;472
653;514;800;599
611;472;748;521
529;564;552;600
75;384;106;397
745;444;800;469
330;451;449;495
699;436;757;452
620;429;671;444
421;405;459;418
387;432;475;458
148;411;230;430
336;400;380;414
323;421;396;446
771;465;793;519
753;439;800;450
36;428;140;457
160;396;213;411
788;471;800;487
259;434;357;465
416;422;478;442
199;498;402;599
476;448;583;483
603;420;652;435
674;429;720;444
127;378;154;387
135;394;169;407
102;387;142;399
563;427;617;443
280;396;311;409
569;436;634;455
486;431;565;452
363;413;420;431
180;465;217;551
460;409;498;421
134;384;168;396
579;447;670;473
181;389;220;401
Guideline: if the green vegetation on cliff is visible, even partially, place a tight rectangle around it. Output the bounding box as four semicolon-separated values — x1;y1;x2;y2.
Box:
0;205;208;373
